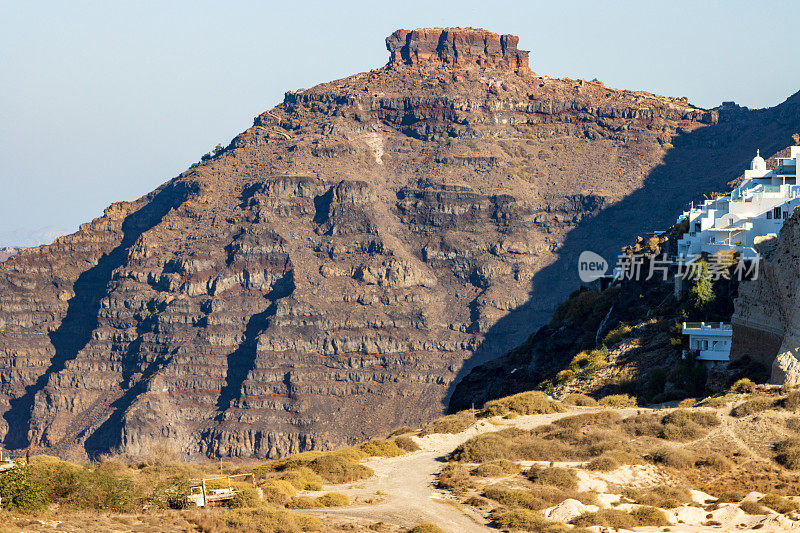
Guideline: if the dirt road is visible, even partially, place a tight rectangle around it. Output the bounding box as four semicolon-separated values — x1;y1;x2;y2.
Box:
307;411;604;532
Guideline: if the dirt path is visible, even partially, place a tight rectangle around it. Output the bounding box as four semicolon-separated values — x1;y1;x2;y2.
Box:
306;409;640;532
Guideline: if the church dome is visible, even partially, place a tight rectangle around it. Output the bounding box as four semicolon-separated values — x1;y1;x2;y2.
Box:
751;149;766;171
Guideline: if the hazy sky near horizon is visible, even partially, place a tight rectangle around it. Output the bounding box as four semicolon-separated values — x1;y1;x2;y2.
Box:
2;0;799;246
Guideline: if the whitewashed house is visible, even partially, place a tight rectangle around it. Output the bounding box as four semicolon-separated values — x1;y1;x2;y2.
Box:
682;322;732;363
676;147;800;263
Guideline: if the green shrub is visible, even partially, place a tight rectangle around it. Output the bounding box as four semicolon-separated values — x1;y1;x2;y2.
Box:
317;492;349;507
678;398;698;408
70;464;136;511
409;523;445;533
0;465;48;512
526;466;578;491
394;436;421;452
472;459;519;477
562;393;597;406
483;391;563;417
361;439;406;457
598;394;636;408
731;397;776;418
731;378;756;393
760;493;800;514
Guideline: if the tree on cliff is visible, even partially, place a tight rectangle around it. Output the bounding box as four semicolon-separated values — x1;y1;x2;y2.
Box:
689;260;715;315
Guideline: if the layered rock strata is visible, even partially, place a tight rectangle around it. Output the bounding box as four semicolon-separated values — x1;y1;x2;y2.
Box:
0;27;756;459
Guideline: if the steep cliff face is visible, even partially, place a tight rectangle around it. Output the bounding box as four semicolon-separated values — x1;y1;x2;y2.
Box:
731;213;800;383
0;27;744;460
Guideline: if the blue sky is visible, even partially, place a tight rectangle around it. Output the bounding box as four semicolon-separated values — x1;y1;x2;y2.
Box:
1;0;799;246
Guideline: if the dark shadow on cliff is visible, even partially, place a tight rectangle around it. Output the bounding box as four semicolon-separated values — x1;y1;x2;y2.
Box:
2;182;191;450
215;269;295;417
448;95;800;412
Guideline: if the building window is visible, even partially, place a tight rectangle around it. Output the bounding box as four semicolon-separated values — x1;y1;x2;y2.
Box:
784;211;789;219
774;207;782;219
767;211;772;219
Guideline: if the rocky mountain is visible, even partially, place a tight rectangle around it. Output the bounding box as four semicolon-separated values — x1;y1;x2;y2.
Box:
0;27;787;460
0;247;22;263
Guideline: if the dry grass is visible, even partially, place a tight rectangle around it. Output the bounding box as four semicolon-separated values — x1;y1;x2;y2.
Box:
622;485;692;509
760;493;800;514
394;436;421;452
409;523;445;533
420;411;474;436
739;500;765;514
279;467;323;491
730;396;776;418
484;487;545;510
472;459;519;477
730;378;757;393
561;393;597;406
361;439;406;457
526;466;578;491
483;391;564;417
437;464;473;493
660;409;720;441
784;391;800;411
645;445;696;469
586;450;641;471
598;394;636;408
775;438;800;469
572;508;637;528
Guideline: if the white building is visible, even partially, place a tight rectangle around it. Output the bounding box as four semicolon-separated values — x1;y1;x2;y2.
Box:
682;322;732;363
676;146;800;263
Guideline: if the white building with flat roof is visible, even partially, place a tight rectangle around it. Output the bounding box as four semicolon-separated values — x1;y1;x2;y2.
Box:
677;147;800;263
682;322;732;363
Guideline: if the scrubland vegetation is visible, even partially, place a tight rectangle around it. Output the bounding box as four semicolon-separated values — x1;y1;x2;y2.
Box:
5;382;800;532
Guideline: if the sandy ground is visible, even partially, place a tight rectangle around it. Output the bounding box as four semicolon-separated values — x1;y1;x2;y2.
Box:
304;406;800;532
306;410;636;532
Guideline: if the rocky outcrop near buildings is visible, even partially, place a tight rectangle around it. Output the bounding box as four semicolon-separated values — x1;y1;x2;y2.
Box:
731;213;800;384
0;27;788;459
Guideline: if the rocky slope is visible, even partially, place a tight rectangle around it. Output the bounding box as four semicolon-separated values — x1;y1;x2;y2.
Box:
0;27;786;460
0;247;22;262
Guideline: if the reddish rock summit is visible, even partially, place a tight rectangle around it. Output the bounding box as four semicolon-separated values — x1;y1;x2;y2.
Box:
386;27;530;72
